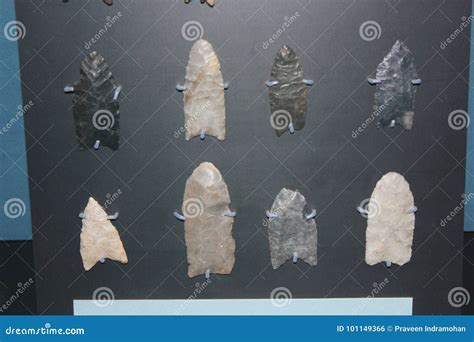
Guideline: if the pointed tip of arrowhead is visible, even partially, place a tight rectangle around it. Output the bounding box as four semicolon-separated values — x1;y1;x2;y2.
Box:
278;45;296;59
186;162;228;194
278;187;291;197
392;40;412;55
382;171;408;182
189;39;218;61
86;51;104;63
193;162;222;182
81;51;109;75
277;188;304;203
197;161;216;169
193;38;211;48
378;171;411;193
84;197;108;221
86;197;101;210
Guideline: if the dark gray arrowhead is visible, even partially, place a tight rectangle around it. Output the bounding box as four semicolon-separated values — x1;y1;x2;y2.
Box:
373;40;419;130
269;46;307;136
268;188;317;269
72;52;120;150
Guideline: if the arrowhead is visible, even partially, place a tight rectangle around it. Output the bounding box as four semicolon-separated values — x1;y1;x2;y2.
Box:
268;188;317;269
182;162;235;277
72;52;120;150
373;41;419;130
80;197;128;271
183;40;226;141
269;46;308;136
365;172;415;266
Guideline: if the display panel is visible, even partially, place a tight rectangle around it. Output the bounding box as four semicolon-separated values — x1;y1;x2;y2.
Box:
17;0;470;314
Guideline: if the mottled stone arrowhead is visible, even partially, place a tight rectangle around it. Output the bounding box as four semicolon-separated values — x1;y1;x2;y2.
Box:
183;39;225;141
269;45;307;136
182;162;235;277
72;51;120;150
373;40;419;130
365;172;415;266
268;188;317;269
80;197;128;271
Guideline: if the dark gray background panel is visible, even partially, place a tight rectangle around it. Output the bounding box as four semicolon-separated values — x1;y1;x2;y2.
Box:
17;0;470;314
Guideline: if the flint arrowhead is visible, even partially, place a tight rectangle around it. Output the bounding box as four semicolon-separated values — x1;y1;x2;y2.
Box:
71;51;120;150
183;39;226;141
80;197;128;271
373;40;419;130
182;162;235;277
268;188;317;269
269;46;308;136
365;172;415;266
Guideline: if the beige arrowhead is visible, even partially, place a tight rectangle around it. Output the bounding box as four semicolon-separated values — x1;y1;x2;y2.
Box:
80;197;128;271
183;39;226;141
365;172;415;266
182;162;235;277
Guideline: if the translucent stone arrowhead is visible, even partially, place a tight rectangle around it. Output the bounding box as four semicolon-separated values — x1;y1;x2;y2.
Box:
182;162;235;277
269;46;307;136
80;197;128;271
183;39;226;141
365;172;415;266
373;40;419;130
72;52;120;150
268;188;317;269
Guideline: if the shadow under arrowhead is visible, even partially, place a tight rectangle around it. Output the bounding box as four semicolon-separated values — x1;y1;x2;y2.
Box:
269;45;307;136
268;188;317;269
72;51;120;150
